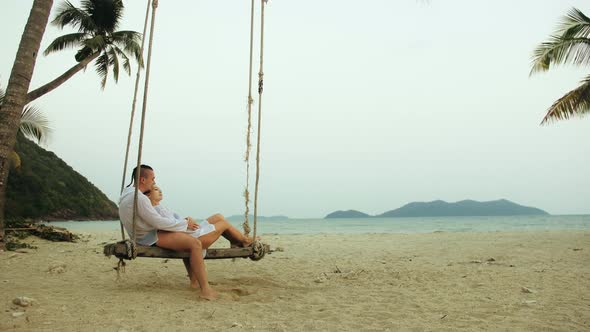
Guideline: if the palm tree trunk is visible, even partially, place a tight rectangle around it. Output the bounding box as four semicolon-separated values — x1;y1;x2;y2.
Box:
26;51;100;104
0;0;53;249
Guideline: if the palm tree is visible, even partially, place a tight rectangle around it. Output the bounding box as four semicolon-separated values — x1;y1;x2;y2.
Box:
531;7;590;124
0;0;54;249
26;0;143;103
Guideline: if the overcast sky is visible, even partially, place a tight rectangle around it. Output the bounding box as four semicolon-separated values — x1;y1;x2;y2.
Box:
2;0;589;218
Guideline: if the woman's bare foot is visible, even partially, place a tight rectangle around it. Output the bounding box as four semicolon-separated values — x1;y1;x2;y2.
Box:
190;281;199;289
242;236;261;247
200;287;219;301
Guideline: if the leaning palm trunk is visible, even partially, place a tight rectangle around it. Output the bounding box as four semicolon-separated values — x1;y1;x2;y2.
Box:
26;51;100;104
0;0;53;248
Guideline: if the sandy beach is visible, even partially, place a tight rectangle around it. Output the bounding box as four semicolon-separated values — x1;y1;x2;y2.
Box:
1;230;589;331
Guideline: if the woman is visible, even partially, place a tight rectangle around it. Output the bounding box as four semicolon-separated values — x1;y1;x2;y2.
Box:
144;185;255;250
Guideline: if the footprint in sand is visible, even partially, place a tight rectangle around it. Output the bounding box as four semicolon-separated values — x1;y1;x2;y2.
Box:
231;288;251;296
229;288;252;300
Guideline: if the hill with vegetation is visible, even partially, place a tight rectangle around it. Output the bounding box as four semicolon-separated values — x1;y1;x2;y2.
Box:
5;134;118;222
324;210;371;219
378;199;548;217
325;199;549;218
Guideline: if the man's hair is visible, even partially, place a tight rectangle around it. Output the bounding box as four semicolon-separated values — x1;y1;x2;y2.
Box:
126;164;153;187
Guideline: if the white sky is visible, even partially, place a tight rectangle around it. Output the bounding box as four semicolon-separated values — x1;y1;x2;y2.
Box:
1;0;589;218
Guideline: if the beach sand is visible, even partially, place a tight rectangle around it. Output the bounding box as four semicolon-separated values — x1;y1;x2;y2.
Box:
1;230;589;331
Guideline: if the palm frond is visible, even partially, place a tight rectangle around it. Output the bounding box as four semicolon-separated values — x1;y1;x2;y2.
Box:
20;105;52;145
113;45;131;75
52;0;96;32
0;86;51;144
43;32;87;56
2;83;52;145
83;34;108;52
95;51;110;89
541;74;590;124
110;30;142;45
111;30;143;65
108;47;120;83
84;0;124;33
530;36;590;75
559;8;590;39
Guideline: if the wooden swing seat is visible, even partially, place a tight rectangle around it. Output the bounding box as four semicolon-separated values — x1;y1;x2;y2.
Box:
103;241;270;260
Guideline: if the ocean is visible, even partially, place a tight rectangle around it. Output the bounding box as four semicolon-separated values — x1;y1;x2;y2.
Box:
47;214;590;235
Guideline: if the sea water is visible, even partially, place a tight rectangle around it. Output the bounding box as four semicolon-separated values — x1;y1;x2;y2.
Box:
47;214;590;235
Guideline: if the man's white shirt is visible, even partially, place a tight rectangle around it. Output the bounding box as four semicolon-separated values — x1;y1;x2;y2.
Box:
118;187;188;245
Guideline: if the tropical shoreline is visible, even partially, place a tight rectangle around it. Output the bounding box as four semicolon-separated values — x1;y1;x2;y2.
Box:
1;230;589;331
44;214;590;236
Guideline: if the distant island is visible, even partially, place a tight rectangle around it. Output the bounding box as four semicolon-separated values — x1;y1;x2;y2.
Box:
226;214;290;222
6;134;118;222
325;199;549;218
325;210;371;218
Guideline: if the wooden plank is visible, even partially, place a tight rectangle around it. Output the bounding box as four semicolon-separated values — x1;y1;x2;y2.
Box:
104;242;254;260
206;247;253;259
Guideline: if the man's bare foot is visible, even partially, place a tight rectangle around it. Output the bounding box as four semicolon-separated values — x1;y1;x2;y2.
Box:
200;287;219;301
190;281;199;289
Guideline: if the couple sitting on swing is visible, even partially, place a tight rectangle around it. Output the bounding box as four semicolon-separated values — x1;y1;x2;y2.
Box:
118;164;257;301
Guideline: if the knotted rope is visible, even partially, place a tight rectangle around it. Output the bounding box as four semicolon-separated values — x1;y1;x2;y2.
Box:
244;0;268;243
242;0;256;236
252;0;268;243
118;0;152;242
130;0;159;260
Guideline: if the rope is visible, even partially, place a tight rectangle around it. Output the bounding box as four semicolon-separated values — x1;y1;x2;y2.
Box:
242;0;256;236
116;259;126;279
253;0;267;242
131;0;159;252
118;0;151;241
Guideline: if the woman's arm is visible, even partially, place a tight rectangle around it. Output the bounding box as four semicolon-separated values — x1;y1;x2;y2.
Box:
138;196;190;232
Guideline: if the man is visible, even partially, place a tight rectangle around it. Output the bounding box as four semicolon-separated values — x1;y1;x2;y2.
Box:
118;164;218;300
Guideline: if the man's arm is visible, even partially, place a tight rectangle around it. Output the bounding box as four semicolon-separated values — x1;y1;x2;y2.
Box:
137;196;189;232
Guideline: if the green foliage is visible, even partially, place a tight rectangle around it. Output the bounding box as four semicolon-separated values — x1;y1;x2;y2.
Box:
0;86;52;145
45;0;142;88
6;134;118;222
531;7;590;123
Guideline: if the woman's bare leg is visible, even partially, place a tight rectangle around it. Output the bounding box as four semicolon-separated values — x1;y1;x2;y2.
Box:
197;229;223;249
156;231;218;300
205;214;257;247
